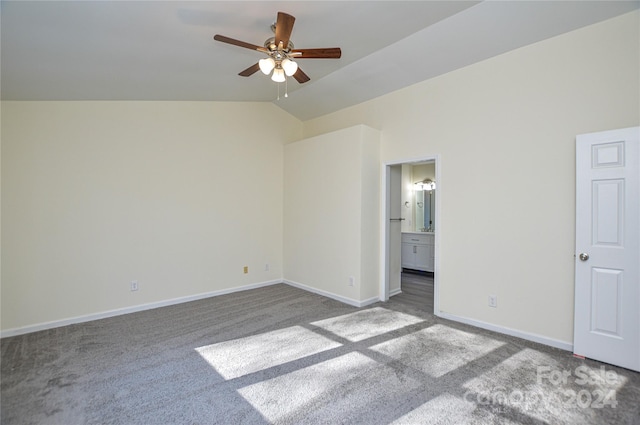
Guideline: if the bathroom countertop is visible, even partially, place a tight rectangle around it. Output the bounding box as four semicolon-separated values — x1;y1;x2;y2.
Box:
402;231;435;235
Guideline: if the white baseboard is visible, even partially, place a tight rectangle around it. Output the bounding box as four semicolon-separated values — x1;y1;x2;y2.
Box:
0;279;282;339
1;279;572;353
436;311;573;352
283;279;379;308
389;287;402;297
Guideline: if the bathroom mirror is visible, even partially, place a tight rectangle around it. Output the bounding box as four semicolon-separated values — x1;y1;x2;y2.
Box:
407;161;436;232
414;189;435;232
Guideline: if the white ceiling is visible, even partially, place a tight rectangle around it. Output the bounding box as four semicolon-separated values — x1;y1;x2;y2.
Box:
2;1;638;120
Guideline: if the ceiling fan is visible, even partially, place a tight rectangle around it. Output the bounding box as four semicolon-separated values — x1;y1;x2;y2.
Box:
214;12;341;84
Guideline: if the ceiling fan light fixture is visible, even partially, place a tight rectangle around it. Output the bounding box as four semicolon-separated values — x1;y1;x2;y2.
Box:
282;58;298;76
271;67;286;82
214;11;341;89
259;57;276;75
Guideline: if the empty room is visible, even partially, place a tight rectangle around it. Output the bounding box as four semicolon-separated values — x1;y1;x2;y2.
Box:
1;1;639;424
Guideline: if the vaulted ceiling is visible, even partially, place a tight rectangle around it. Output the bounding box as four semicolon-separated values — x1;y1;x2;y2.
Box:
2;1;638;120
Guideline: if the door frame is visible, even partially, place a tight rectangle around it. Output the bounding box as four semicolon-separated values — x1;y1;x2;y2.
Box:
380;155;442;314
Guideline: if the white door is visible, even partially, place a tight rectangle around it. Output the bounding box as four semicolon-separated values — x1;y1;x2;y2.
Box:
574;126;639;372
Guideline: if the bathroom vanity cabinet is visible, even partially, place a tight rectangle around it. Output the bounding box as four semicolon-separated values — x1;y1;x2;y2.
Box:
401;232;434;272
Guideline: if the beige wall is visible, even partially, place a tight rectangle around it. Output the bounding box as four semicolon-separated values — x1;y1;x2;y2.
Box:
358;126;382;301
412;163;435;183
283;125;380;304
1;101;301;332
302;11;640;345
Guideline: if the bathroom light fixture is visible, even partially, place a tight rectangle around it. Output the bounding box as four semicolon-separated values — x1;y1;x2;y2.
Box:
414;179;436;191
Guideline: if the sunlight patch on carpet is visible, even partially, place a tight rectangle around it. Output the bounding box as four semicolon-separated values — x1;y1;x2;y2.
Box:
238;351;423;423
370;324;505;378
195;325;341;379
390;393;478;424
310;307;424;342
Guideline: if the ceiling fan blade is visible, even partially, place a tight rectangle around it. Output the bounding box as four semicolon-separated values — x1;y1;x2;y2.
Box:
292;67;310;84
214;35;268;53
274;12;295;48
239;63;260;77
290;48;342;59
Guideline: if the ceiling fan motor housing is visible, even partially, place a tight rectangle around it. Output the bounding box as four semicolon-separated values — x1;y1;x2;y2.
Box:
264;37;294;58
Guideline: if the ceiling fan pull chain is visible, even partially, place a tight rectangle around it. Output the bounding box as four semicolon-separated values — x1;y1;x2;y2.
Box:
277;82;280;101
285;78;289;98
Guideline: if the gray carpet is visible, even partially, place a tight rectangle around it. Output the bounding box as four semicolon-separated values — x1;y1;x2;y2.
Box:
1;283;639;424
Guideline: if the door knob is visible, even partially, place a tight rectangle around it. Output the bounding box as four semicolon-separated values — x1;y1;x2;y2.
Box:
579;253;589;261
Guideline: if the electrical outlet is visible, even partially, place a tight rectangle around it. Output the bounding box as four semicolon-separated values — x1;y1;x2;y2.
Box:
348;276;355;287
130;280;139;292
243;266;248;274
488;295;497;308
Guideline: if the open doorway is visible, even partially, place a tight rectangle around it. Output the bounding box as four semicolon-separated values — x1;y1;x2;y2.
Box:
381;156;440;314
